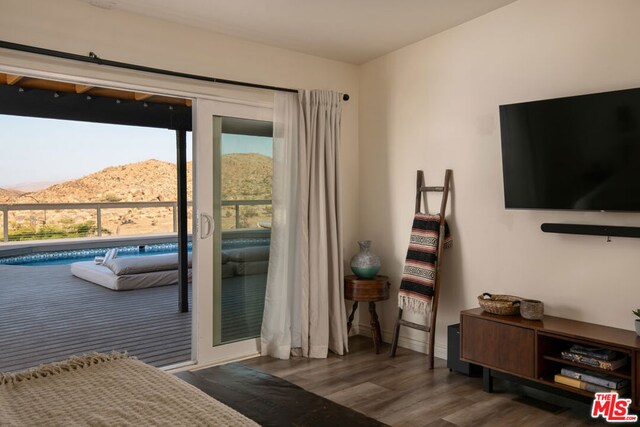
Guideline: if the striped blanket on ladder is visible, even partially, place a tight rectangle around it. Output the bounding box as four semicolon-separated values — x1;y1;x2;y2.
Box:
398;213;452;315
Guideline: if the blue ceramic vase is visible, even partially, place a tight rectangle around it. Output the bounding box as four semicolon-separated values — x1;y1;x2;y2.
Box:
350;240;381;279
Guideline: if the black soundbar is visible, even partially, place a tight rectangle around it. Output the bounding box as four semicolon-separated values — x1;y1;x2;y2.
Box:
541;223;640;238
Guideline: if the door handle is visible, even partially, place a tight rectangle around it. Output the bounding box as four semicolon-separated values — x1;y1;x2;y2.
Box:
199;212;214;239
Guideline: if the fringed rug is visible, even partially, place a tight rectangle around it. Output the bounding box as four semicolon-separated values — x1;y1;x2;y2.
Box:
398;213;452;315
0;352;257;427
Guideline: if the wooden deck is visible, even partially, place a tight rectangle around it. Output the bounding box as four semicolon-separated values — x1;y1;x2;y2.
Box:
220;274;267;343
0;264;192;372
0;264;268;373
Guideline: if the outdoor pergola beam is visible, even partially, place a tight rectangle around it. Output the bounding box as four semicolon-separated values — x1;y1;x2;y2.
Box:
134;92;153;101
75;84;93;94
6;74;23;85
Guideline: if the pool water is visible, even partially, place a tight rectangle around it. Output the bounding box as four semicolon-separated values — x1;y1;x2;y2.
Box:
0;238;269;266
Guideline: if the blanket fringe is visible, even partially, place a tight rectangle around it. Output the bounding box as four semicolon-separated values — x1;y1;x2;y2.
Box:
398;295;432;316
0;351;133;386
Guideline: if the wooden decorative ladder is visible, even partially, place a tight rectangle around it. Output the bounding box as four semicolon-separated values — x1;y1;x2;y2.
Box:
389;169;452;369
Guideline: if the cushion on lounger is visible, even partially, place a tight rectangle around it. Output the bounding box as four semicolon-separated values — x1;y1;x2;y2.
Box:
71;261;191;291
102;248;118;265
104;253;193;276
224;246;270;263
221;262;236;279
235;260;270;276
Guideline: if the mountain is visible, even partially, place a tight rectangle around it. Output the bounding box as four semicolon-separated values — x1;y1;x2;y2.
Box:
8;181;61;193
16;159;193;204
3;155;272;238
221;153;272;200
10;154;272;204
0;188;22;203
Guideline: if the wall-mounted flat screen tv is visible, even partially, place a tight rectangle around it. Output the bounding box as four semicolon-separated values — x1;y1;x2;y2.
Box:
500;87;640;211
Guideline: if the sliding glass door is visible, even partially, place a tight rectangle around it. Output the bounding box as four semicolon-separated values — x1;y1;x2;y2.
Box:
193;99;273;363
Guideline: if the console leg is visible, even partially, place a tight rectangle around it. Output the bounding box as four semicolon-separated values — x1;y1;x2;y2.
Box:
482;367;493;393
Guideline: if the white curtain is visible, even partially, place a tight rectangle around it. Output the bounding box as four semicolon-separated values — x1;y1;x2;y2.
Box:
260;90;348;359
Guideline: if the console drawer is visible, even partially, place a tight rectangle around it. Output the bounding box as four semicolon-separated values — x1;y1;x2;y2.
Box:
461;315;535;378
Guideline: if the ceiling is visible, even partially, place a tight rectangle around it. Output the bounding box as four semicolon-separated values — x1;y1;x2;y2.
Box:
85;0;518;64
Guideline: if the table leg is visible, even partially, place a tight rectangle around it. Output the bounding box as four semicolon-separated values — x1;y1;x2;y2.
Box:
482;367;493;393
369;302;382;354
347;301;358;334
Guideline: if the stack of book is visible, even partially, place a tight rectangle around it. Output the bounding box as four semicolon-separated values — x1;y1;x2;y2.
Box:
554;366;630;394
560;344;628;371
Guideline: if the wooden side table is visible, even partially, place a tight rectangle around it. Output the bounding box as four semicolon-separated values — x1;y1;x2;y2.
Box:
344;275;391;354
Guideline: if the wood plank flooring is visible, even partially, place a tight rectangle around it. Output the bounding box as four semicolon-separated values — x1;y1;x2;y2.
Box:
0;264;191;372
0;264;268;372
243;336;603;426
178;363;386;426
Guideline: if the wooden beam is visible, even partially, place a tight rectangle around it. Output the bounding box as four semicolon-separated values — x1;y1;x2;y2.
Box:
20;79;75;93
134;92;153;101
0;74;190;106
6;74;23;85
75;84;94;94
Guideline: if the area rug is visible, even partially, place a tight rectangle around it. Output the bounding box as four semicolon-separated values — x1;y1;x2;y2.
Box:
0;352;257;426
177;363;388;427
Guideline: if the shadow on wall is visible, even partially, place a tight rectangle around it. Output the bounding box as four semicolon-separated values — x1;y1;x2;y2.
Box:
438;172;468;333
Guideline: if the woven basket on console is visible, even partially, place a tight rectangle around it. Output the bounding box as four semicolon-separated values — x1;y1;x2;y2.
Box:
477;293;521;315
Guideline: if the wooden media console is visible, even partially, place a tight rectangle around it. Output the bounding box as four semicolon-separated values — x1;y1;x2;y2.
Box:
460;308;640;410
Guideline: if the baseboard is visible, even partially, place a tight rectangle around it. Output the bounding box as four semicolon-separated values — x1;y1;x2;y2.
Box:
357;322;447;360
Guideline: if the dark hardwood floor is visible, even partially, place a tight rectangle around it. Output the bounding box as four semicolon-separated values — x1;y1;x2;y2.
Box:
242;336;603;426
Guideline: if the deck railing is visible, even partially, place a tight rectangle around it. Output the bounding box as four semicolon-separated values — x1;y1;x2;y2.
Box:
0;199;271;242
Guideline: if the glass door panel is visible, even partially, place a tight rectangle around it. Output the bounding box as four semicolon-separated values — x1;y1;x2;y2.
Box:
213;117;273;346
193;98;272;365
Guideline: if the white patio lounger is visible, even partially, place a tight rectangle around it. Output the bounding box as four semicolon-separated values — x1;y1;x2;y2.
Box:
71;253;192;291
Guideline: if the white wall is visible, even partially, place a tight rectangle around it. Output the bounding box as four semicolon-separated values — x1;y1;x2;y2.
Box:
358;0;640;357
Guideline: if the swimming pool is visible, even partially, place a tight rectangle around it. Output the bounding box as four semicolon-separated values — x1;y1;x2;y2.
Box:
0;238;270;266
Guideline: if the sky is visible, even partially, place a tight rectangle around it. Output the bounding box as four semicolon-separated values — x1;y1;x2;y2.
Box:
0;115;272;189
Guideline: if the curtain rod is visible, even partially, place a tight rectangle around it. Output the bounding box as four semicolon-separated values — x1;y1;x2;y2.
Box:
0;40;350;101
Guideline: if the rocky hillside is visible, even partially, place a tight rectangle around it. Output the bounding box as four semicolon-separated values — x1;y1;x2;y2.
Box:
222;153;272;200
5;154;272;204
15;159;193;204
1;155;272;239
0;188;22;203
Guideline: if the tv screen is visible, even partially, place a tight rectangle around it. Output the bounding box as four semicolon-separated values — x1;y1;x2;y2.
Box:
500;87;640;211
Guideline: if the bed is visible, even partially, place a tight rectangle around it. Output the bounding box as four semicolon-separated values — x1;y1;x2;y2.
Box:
0;353;257;426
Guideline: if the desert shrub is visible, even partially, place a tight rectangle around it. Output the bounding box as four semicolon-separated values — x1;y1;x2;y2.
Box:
8;221;110;241
104;193;121;202
243;206;258;218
